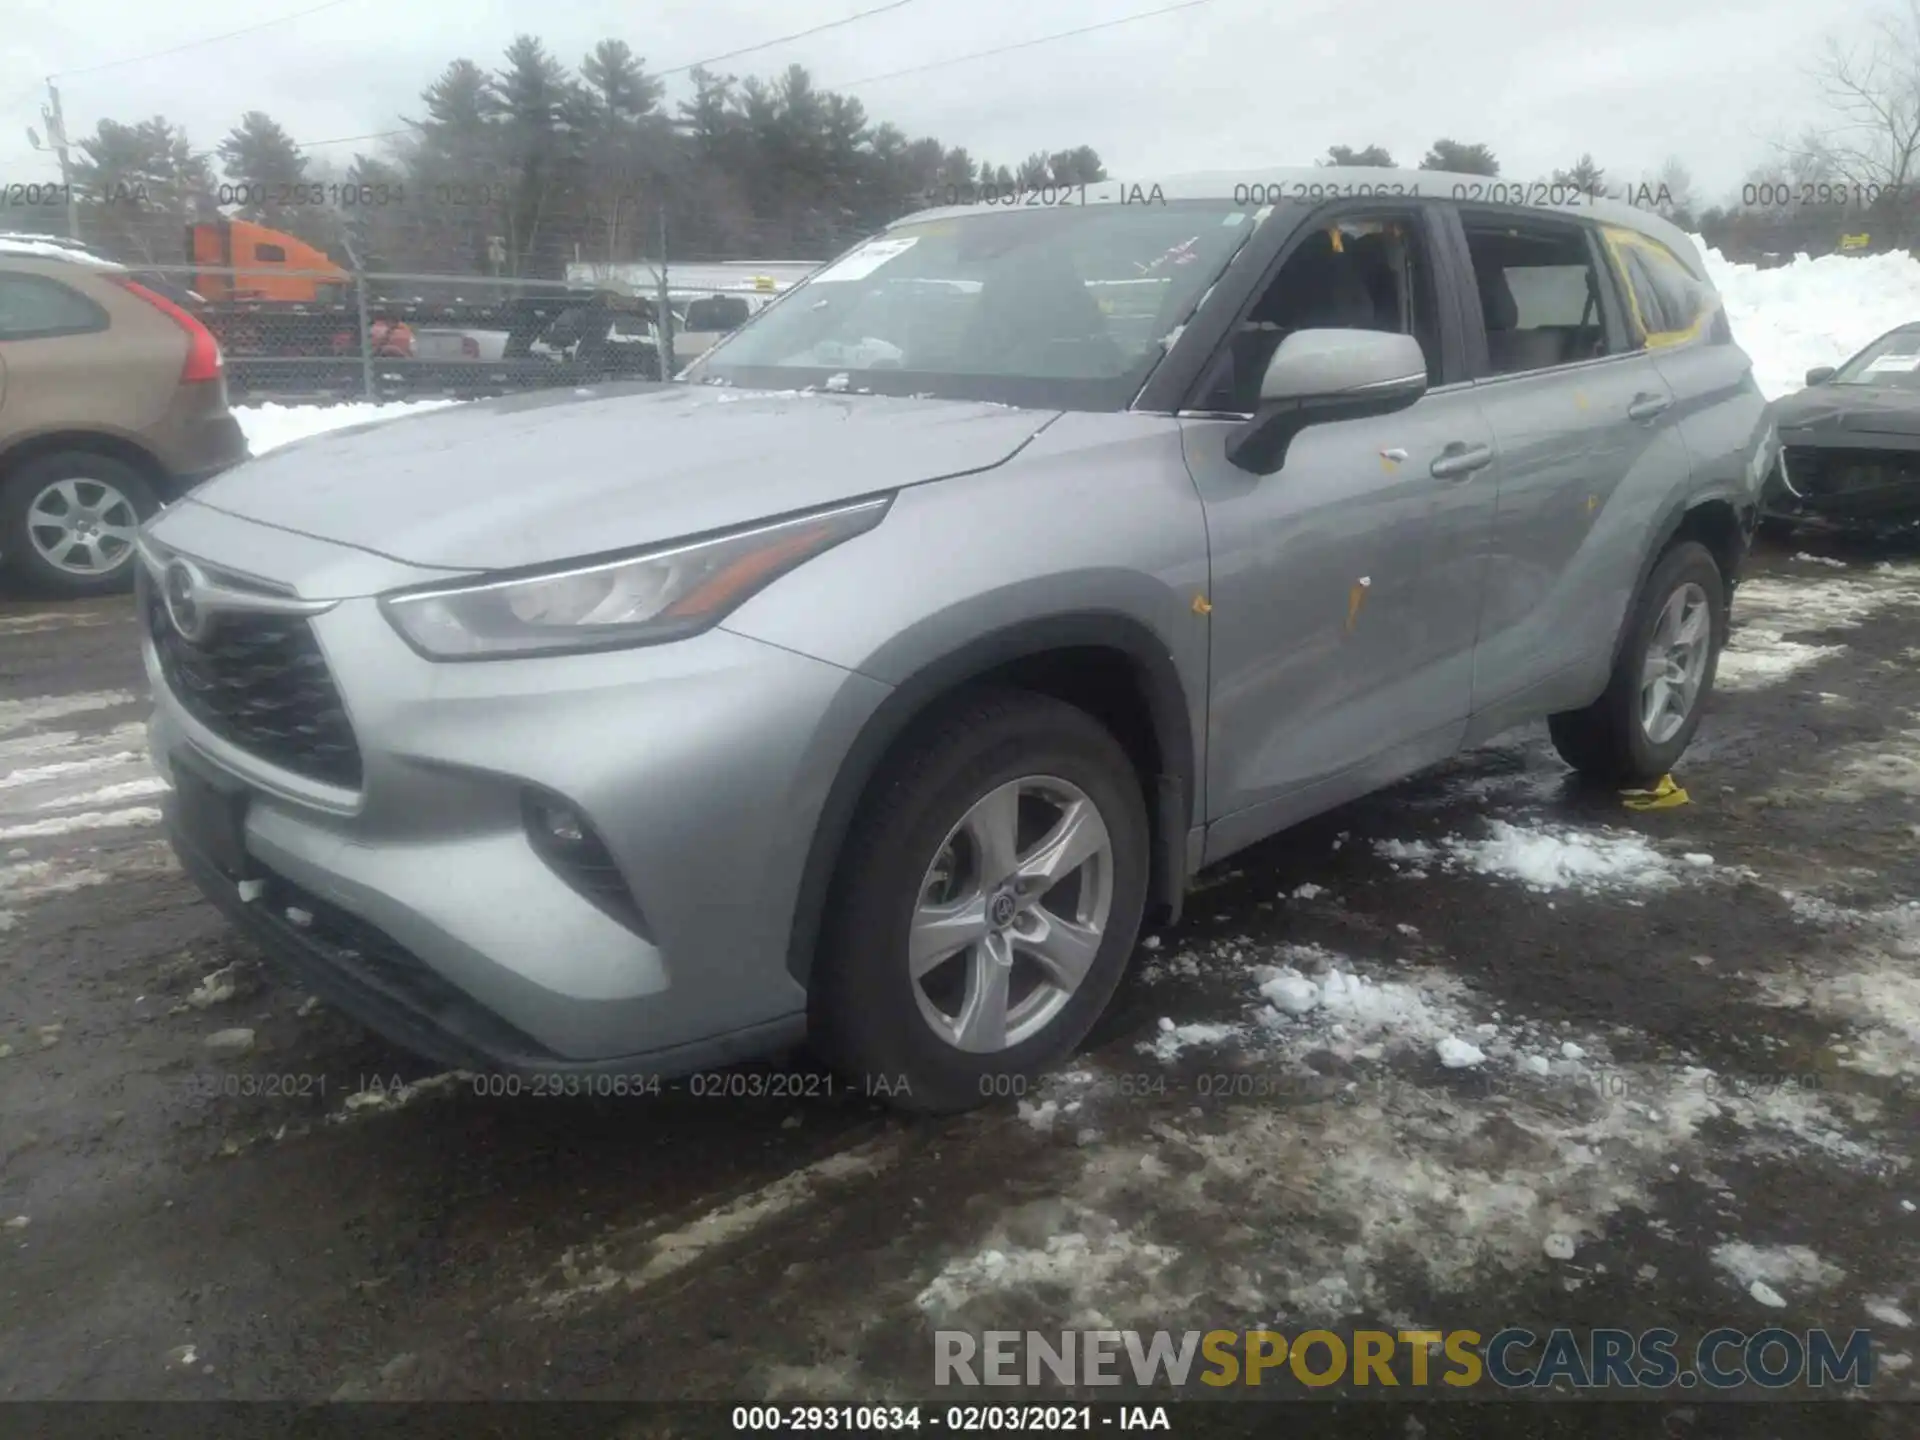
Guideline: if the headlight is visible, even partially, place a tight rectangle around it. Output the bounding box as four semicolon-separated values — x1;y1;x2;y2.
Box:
380;494;892;659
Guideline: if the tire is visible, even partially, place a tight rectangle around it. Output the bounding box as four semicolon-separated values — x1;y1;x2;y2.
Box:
1;451;158;597
1548;540;1727;786
811;689;1151;1115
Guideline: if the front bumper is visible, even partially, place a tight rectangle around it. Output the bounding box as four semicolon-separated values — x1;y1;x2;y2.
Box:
150;394;249;502
141;504;890;1073
1764;436;1920;529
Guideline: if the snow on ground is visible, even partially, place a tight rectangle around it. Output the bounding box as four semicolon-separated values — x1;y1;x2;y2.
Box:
1701;241;1920;401
1720;567;1920;691
235;400;459;457
927;899;1902;1335
1717;633;1849;691
1375;818;1695;894
1710;1242;1845;1306
0;691;171;931
1760;899;1920;1079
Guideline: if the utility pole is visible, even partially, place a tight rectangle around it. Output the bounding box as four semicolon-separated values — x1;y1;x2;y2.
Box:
341;236;376;401
654;206;675;381
30;80;82;241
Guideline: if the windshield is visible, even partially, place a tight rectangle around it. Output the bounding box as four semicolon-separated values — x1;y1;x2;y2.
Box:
684;201;1263;409
1835;329;1920;388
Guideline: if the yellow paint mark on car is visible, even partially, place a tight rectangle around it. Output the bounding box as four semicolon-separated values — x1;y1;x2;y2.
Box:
1192;593;1213;615
1346;576;1371;633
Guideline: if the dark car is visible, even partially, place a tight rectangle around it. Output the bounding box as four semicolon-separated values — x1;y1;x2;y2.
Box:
1763;323;1920;534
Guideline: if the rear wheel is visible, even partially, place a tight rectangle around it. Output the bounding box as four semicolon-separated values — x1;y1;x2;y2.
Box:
1548;540;1727;786
0;451;157;596
811;690;1150;1115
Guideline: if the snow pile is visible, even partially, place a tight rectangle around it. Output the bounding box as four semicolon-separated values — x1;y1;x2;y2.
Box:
1248;946;1469;1051
1700;241;1920;401
1374;820;1687;893
235;400;460;456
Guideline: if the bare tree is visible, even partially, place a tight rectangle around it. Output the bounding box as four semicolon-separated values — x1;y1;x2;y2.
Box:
1792;0;1920;191
1741;132;1836;204
1646;156;1698;226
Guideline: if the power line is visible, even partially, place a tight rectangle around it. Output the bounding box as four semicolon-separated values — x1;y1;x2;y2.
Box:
296;126;418;151
50;0;362;80
654;0;924;78
831;0;1216;87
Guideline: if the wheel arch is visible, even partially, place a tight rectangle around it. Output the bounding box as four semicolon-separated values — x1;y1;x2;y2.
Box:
0;428;167;489
1614;492;1748;668
785;612;1197;987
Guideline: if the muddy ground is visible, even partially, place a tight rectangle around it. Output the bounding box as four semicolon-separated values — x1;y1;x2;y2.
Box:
3;536;1919;1434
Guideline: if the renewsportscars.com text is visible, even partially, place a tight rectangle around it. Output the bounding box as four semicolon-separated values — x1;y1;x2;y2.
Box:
934;1327;1876;1390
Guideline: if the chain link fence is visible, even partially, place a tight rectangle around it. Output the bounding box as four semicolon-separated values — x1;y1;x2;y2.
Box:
132;262;787;405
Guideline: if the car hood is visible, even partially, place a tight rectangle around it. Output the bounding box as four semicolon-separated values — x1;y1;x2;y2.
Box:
189;384;1057;570
1774;385;1920;438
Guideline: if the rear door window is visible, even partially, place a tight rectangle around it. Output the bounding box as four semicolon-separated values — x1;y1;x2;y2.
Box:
1458;212;1618;376
0;273;110;341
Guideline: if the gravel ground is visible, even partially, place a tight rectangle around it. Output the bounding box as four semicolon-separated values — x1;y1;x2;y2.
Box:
2;535;1919;1431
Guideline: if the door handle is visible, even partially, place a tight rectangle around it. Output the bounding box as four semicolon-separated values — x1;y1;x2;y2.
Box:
1430;441;1494;480
1627;392;1672;423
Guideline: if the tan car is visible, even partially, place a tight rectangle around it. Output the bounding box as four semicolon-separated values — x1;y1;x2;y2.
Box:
0;236;248;595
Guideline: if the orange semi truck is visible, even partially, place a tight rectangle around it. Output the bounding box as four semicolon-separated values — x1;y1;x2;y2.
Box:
182;218;671;399
188;217;351;303
187;218;420;372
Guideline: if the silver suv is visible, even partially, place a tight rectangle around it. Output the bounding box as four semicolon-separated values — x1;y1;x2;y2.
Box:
140;171;1774;1113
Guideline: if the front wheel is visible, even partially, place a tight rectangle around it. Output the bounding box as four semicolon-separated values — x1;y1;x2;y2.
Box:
811;690;1150;1115
1;451;158;596
1548;540;1727;786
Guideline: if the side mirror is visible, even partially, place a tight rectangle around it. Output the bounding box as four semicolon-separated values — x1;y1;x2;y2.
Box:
1805;365;1837;386
1227;329;1429;474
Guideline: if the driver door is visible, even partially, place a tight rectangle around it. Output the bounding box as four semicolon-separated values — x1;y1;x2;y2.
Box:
1179;203;1500;859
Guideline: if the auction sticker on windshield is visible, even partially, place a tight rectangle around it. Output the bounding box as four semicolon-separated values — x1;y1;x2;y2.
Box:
812;236;920;284
1863;353;1920;373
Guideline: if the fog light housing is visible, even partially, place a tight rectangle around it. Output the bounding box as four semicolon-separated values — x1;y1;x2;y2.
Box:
532;799;588;846
520;788;651;939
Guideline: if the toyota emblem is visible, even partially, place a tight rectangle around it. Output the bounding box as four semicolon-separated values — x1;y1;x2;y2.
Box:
162;559;210;643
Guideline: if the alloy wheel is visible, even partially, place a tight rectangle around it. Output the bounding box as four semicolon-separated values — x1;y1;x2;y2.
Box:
1639;581;1712;744
909;775;1115;1054
25;477;141;578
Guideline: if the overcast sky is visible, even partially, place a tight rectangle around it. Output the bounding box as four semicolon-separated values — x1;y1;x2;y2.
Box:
0;0;1876;209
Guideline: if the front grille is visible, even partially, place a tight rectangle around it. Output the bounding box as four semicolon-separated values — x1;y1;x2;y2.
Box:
143;576;364;788
1782;445;1920;502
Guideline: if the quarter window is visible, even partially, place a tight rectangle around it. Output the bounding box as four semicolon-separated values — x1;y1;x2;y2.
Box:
0;273;110;341
1603;229;1713;347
